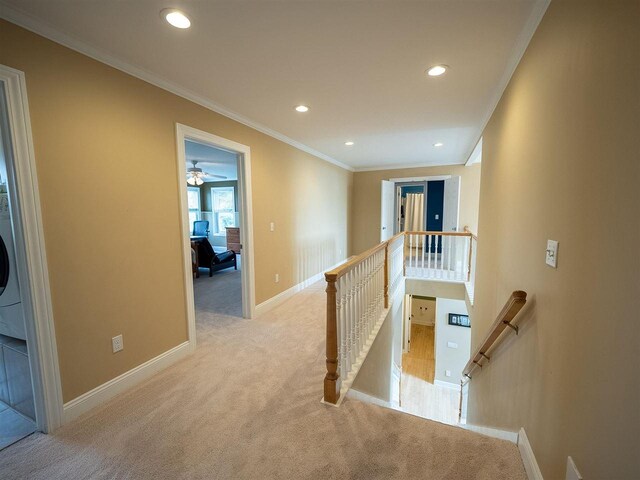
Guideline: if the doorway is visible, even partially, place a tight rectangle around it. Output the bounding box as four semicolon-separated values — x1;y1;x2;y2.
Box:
185;140;243;318
380;175;460;243
400;294;469;425
176;125;255;340
0;66;61;443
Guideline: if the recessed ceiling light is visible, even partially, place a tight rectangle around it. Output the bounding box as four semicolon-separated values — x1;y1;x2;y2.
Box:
161;9;191;29
433;142;444;147
427;65;448;77
295;105;309;113
345;141;354;146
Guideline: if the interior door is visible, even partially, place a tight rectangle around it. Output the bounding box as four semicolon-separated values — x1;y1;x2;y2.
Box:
443;176;461;232
380;180;395;241
426;180;444;252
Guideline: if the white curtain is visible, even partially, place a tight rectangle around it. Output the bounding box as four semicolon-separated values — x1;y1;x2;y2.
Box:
404;193;424;232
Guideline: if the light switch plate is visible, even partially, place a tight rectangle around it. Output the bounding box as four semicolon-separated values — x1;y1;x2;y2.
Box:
447;341;458;349
546;239;558;268
270;222;275;232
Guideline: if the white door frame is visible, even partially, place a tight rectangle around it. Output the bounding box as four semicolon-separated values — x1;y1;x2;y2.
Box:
175;124;256;342
0;65;63;432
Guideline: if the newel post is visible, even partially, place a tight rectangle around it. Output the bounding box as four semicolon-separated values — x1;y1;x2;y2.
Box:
324;273;340;404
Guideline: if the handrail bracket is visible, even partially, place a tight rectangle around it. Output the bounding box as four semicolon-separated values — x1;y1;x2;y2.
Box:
503;320;519;335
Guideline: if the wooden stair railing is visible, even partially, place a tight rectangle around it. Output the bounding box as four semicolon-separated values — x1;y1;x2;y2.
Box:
323;230;478;405
403;230;474;282
324;241;389;404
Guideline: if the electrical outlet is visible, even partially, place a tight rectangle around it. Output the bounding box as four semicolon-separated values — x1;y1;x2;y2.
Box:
445;370;451;377
112;334;124;353
447;341;458;349
275;273;280;283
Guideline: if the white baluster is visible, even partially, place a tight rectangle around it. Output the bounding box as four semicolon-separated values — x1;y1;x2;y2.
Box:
338;276;348;379
419;234;424;275
349;269;355;368
448;235;453;279
427;234;432;275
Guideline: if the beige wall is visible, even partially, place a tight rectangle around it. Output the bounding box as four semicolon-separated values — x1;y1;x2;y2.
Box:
411;297;435;326
351;164;480;255
469;1;639;478
433;297;469;385
0;21;352;402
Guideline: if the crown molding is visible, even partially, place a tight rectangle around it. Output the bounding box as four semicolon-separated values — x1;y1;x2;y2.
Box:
354;161;464;173
465;137;483;166
460;0;551;166
0;3;355;172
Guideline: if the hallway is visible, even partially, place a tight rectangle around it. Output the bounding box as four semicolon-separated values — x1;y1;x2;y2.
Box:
0;281;526;479
401;324;461;425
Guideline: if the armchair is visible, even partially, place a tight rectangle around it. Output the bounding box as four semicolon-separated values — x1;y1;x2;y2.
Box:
195;238;237;277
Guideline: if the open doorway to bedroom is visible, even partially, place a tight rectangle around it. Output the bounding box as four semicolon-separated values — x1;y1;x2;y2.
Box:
177;125;255;333
185;140;243;317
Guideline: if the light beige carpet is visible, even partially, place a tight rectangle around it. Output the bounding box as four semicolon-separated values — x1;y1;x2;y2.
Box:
0;280;526;479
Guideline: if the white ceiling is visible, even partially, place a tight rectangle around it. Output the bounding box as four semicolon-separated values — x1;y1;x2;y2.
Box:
1;0;546;170
185;140;238;181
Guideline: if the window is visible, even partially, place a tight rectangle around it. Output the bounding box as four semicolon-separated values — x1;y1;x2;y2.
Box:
212;186;236;235
187;187;201;229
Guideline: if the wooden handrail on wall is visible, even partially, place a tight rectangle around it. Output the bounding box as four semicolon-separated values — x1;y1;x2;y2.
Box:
461;290;527;382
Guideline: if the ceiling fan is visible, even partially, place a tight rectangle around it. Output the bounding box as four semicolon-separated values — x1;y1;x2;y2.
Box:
186;160;227;186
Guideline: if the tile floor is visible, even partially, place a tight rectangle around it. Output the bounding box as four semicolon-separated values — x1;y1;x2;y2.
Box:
0;400;36;451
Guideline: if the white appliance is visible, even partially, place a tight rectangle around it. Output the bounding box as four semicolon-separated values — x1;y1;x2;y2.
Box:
0;188;25;340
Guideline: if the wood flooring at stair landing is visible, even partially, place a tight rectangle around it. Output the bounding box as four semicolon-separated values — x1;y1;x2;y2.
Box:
0;279;527;479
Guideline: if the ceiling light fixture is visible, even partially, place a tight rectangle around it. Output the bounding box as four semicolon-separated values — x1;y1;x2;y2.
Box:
345;141;354;146
427;65;448;77
186;161;226;186
161;9;191;29
433;142;444;147
295;105;309;113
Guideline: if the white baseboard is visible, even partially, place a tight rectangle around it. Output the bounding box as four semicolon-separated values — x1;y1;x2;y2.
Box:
346;388;392;408
518;427;544;480
463;423;519;443
254;259;347;317
434;379;461;390
62;340;192;424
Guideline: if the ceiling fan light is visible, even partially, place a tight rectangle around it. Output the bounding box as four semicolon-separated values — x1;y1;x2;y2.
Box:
195;177;204;186
187;176;196;186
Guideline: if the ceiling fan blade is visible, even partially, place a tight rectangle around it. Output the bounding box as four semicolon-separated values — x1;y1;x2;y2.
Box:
202;171;227;179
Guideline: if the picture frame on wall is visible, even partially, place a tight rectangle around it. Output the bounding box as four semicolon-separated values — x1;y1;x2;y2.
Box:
448;313;470;328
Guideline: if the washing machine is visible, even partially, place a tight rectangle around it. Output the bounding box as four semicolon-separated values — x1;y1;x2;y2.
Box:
0;189;25;340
